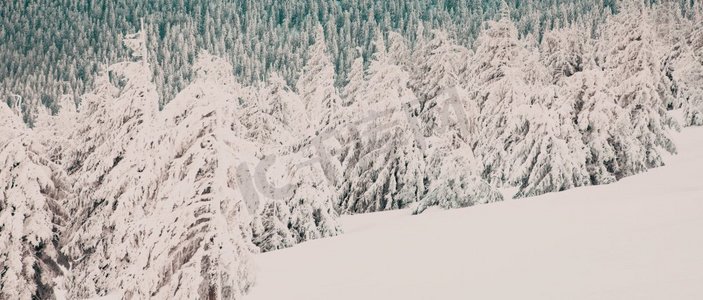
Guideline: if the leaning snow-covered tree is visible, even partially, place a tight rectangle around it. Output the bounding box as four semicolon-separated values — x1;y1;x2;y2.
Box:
413;90;503;214
540;25;590;84
244;72;342;253
32;95;78;165
562;69;624;185
284;150;342;245
410;30;468;106
61;30;162;298
242;74;308;146
411;30;471;137
62;58;159;216
337;33;426;213
0;102;69;299
413;138;503;214
104;52;257;299
596;1;677;177
297;25;342;130
341;48;366;109
467;8;549;186
248;150;343;253
507;86;590;198
668;17;703;126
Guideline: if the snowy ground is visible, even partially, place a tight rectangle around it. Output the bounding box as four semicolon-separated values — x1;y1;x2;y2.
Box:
245;126;703;300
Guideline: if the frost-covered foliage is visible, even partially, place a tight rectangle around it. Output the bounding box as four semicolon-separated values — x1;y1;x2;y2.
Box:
541;25;590;84
133;54;256;298
250;157;342;253
413;145;502;214
59;36;163;298
243;63;342;252
595;2;677;176
412;31;471;137
59;35;264;298
337;34;427;213
334;0;691;207
61;63;143;298
62;56;159;219
249;145;342;252
413;111;503;214
245;78;342;252
59;49;327;298
342;51;366;108
508;88;590;198
411;30;469;108
242;74;308;146
32;96;78;165
667;10;703;126
467;10;548;185
251;200;295;252
259;74;309;134
297;26;342;129
562;69;623;185
681;75;703;126
285;153;341;243
0;103;68;299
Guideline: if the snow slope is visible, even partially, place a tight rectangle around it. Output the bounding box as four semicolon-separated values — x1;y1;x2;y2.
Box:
245;126;703;300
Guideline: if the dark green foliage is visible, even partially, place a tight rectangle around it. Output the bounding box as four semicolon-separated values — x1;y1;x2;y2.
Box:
1;0;696;114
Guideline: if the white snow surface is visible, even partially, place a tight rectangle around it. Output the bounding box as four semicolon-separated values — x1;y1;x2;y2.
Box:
246;126;703;300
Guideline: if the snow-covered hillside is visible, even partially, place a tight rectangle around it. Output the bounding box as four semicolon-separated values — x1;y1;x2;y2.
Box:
245;126;703;300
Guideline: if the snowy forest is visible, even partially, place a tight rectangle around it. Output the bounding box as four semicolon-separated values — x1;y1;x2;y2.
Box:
1;0;703;299
2;0;622;112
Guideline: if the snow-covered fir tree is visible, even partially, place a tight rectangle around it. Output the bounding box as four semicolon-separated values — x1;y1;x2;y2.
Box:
241;75;306;147
251;199;295;252
410;30;468;109
32;96;78;165
411;30;472;136
467;5;548;186
341;49;366;109
540;25;590;84
261;73;310;134
595;1;677;177
337;33;426;213
284;150;342;244
681;69;703;126
62;51;261;299
134;54;256;298
249;149;343;252
507;86;591;198
0;102;69;299
666;11;703;126
387;32;412;68
413;139;503;214
245;73;342;252
61;30;163;298
297;25;342;130
412;89;503;214
561;69;624;185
